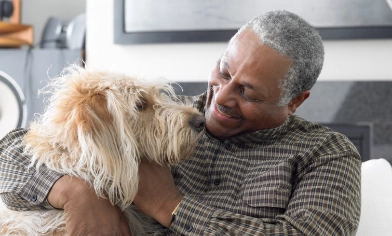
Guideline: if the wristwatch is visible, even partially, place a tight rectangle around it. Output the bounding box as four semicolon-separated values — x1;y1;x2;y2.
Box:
171;202;180;223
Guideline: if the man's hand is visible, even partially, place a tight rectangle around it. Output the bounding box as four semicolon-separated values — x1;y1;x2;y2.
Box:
48;175;132;236
133;161;183;228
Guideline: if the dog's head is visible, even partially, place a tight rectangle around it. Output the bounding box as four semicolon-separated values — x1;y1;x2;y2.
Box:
24;66;205;208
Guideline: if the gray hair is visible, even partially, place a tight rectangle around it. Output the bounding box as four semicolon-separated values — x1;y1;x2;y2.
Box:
236;10;324;106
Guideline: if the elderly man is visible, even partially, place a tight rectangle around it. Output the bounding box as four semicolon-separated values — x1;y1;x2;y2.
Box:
0;10;360;235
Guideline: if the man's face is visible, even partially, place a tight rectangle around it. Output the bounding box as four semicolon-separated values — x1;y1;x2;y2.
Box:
205;29;293;139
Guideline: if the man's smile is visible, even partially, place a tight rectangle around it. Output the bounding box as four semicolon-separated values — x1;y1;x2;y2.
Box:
215;103;243;120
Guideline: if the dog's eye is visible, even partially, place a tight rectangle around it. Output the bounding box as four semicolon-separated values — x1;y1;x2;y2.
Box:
136;99;147;111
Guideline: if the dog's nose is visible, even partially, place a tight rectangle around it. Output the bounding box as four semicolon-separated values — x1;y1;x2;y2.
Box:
189;115;206;133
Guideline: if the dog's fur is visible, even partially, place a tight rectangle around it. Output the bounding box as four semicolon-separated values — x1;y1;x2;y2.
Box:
0;66;205;235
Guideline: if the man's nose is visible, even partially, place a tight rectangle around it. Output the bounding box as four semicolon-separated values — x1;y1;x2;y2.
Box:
214;82;237;107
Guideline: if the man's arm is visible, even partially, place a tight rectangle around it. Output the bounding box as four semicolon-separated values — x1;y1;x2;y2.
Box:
48;175;133;235
0;129;62;211
0;129;132;235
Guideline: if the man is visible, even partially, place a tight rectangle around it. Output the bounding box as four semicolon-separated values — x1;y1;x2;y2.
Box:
0;10;361;235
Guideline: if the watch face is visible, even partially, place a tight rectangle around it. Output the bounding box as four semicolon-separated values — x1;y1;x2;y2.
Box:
0;71;26;138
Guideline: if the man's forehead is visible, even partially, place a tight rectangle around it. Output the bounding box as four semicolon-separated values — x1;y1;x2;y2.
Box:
225;36;240;58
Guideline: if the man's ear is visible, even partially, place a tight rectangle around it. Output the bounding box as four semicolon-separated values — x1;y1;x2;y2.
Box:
288;90;310;115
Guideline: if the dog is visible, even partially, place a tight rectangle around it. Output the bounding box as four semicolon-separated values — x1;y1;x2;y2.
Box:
0;66;205;235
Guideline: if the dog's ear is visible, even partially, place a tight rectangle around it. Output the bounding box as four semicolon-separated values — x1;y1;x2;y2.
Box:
77;91;112;134
76;90;140;208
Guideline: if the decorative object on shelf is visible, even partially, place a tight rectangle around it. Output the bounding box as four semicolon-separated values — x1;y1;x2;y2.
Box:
0;0;14;21
0;0;20;23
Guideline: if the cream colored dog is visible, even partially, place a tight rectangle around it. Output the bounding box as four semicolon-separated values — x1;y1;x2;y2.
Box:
0;66;205;235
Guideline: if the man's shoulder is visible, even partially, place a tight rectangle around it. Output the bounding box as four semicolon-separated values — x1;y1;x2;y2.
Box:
0;128;28;146
287;116;360;156
177;92;207;113
287;115;333;136
0;128;28;164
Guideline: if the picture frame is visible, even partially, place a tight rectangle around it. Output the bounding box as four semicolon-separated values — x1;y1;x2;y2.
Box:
114;0;392;44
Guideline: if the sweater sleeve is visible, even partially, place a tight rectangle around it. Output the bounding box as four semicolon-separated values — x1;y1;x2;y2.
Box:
0;129;63;211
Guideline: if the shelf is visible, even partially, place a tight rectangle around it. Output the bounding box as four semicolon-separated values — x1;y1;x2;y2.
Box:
0;22;33;47
0;22;31;34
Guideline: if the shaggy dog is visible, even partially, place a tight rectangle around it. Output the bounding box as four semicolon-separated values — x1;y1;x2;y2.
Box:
0;66;205;235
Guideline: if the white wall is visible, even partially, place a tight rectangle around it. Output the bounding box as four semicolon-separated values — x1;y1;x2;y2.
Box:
22;0;86;44
86;0;392;82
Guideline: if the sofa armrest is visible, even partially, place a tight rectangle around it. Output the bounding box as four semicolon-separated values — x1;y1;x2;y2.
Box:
356;158;392;236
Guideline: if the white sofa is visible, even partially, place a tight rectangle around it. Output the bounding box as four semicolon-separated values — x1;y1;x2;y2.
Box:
356;158;392;236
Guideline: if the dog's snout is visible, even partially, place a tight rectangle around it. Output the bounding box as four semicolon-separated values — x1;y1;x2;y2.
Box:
189;115;206;133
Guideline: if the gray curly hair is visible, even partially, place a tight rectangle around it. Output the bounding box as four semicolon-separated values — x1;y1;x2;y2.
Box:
236;10;324;106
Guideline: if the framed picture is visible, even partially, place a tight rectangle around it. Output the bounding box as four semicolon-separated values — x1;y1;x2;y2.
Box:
114;0;392;44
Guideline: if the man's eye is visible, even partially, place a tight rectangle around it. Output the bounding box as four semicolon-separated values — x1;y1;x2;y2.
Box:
240;88;261;102
219;71;231;79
